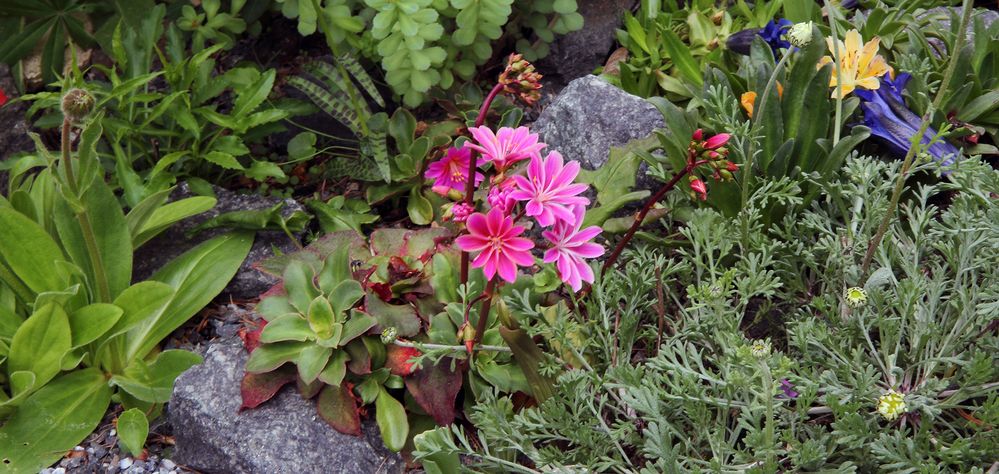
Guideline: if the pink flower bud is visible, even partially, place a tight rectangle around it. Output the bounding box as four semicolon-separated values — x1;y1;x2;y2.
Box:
704;133;731;150
692;129;704;141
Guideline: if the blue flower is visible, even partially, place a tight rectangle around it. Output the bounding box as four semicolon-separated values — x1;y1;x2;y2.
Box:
855;74;961;167
759;19;793;55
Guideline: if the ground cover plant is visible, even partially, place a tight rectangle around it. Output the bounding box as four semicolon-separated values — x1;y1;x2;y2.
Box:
0;0;996;472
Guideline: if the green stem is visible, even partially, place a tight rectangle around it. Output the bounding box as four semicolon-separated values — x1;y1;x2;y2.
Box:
761;360;776;471
859;0;972;279
824;0;845;145
741;52;793;211
391;340;511;353
62;118;113;303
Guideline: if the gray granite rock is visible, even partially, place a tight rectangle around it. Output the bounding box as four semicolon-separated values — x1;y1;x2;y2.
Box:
533;75;663;174
133;183;304;300
169;338;404;474
537;0;636;91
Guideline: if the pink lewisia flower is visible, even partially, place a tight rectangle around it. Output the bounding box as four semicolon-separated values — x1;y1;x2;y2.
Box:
466;126;546;171
487;178;517;215
425;145;484;194
542;206;604;292
456;208;535;283
510;151;589;227
450;202;474;222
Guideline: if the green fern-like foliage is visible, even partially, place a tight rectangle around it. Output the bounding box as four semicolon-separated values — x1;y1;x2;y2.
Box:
274;0;583;106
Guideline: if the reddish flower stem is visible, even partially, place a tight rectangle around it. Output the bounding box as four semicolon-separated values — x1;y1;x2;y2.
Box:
473;278;497;344
460;82;506;285
600;160;708;274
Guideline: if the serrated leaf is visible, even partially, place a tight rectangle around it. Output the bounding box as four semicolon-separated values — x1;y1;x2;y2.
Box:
202;151;245;170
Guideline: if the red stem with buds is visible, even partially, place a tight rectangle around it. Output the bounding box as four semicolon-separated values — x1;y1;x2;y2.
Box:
601;159;709;274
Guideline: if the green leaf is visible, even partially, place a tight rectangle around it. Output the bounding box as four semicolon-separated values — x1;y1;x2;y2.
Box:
213;135;250;156
245;342;309;373
340;310;376;345
297;345;332;384
364;294;421;337
662;29;703;87
116;408;149;456
260;314;313;342
203;151;245;170
8;303;72;397
110;350;203;403
318;350;350;387
375;387;409;452
285;260;320;313
0;369;111;473
69;303;124;348
330;280;365;317
234;69;276;116
0;207;68;295
407;187;434;225
125;233;253;361
287;132;317;160
246;160;287;182
132;196;217;248
308;297;336;339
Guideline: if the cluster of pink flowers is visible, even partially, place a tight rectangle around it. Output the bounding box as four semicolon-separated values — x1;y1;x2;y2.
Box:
428;126;604;291
686;129;734;201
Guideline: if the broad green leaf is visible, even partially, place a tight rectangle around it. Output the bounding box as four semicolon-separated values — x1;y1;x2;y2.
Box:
308;297;336;339
260;314;313;342
116;408;149;456
375;387;409;452
317;245;351;294
285;260;320;314
245;160;287;182
340;311;376;345
0;207;67;295
0;368;111;473
297;345;332;384
69;303;123;348
318;350;349;387
245;342;309;373
407;187;433;225
110;349;202;403
125;233;253;361
330;280;364;317
364;294;421;337
8;303;72;396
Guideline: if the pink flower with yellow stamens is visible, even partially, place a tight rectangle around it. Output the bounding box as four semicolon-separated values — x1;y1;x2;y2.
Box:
542;205;603;291
466;126;546;172
425;144;484;194
509;151;590;227
456;209;535;283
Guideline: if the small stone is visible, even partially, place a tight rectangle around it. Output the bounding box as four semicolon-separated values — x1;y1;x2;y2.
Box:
120;458;133;470
161;459;176;470
87;447;95;455
39;469;54;474
52;468;66;474
73;446;85;452
109;429;117;437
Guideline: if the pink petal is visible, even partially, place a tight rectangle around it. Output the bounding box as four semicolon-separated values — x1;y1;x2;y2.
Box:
496;256;517;283
465;213;489;235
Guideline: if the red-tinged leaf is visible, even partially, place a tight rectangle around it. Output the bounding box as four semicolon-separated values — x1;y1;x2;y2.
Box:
258;282;286;299
368;282;393;302
385;344;421;376
297;377;323;399
345;339;371;375
317;383;362;436
404;358;462;425
240;366;296;410
238;320;267;353
387;256;420;283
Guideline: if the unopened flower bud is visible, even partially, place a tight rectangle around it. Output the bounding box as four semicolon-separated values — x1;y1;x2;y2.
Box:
788;22;814;48
692;129;704;141
688;176;708;201
380;327;399;344
750;339;771;358
499;53;543;106
458;323;476;355
61;88;94;122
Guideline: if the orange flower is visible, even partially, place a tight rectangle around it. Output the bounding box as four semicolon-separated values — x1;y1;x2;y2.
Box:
740;83;784;118
818;29;891;99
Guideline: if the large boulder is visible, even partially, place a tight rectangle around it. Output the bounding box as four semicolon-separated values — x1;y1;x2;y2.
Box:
169;338;404;474
533;75;663;174
133;183;305;300
538;0;636;90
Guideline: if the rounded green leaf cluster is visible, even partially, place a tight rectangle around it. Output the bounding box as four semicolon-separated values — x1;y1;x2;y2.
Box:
274;0;583;106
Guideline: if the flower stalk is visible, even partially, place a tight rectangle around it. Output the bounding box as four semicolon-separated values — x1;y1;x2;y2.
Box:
859;0;972;279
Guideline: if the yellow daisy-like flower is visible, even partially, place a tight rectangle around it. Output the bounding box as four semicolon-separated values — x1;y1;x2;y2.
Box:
844;287;868;308
877;389;907;421
817;29;891;99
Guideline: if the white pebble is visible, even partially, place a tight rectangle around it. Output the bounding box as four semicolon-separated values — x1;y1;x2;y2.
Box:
52;469;66;474
73;446;84;452
160;459;176;470
109;429;117;437
119;458;133;470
